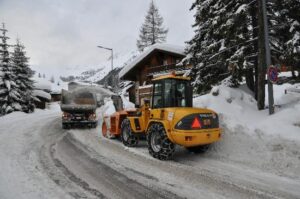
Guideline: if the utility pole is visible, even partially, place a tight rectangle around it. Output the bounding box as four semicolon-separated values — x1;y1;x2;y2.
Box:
257;0;274;114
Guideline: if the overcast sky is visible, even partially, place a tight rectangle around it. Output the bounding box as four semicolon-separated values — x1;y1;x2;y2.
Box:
0;0;195;77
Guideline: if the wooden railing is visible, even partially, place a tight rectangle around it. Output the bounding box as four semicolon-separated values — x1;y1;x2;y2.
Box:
146;64;192;76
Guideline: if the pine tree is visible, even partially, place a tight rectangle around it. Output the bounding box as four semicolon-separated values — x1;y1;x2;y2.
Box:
186;0;253;93
136;0;168;51
186;0;300;108
0;23;22;115
270;0;300;78
11;39;35;113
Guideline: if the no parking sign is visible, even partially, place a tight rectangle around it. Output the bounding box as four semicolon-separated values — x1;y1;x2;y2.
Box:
268;66;278;84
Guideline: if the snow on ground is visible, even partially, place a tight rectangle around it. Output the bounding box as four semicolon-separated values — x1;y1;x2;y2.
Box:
0;103;72;199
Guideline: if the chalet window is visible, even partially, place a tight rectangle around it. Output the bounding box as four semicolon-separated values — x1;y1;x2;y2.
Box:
163;59;168;65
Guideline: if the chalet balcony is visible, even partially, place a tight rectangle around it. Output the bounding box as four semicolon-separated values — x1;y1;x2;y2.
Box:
146;63;192;76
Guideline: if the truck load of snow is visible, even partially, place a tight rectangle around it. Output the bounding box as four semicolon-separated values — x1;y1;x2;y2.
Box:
60;89;97;113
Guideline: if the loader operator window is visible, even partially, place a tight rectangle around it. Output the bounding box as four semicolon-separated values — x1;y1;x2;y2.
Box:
175;82;186;107
164;80;173;107
152;79;191;109
153;82;163;108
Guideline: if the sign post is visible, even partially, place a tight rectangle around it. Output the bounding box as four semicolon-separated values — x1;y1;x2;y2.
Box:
267;66;277;114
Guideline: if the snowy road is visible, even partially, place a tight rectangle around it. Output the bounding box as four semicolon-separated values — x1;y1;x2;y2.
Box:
0;104;300;199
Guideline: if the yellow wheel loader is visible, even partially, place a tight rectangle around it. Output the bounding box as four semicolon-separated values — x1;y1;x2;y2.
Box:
103;73;221;160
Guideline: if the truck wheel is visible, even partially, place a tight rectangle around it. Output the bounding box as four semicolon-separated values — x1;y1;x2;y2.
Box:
147;123;175;160
186;144;210;154
121;119;138;147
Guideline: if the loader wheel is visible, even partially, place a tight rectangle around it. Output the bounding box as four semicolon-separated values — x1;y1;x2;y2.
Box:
147;123;175;160
121;119;138;147
186;144;210;154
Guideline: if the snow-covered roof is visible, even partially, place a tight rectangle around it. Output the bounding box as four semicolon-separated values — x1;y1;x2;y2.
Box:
33;78;51;91
68;81;99;86
119;43;186;79
32;89;51;101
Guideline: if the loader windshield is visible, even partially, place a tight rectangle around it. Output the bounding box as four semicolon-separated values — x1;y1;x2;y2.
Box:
152;78;192;109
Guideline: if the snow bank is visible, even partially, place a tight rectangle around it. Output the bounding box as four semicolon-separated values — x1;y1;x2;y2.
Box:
195;84;300;140
194;83;300;177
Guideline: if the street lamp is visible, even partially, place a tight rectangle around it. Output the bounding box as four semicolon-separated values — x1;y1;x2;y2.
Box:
97;45;113;71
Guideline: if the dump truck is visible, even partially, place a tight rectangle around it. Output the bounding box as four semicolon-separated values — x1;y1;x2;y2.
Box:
102;73;222;160
61;89;97;129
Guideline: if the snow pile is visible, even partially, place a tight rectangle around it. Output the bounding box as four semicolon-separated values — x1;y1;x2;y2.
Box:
194;83;300;177
102;95;135;117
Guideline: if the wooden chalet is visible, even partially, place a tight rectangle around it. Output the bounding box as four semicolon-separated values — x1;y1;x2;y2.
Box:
119;44;190;105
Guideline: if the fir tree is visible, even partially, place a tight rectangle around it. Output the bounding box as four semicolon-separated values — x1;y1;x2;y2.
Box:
0;23;22;115
270;0;300;78
186;0;300;104
186;0;252;93
136;0;168;51
11;39;35;113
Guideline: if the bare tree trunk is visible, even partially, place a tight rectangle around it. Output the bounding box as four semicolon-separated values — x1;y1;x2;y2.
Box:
257;0;266;110
245;68;255;92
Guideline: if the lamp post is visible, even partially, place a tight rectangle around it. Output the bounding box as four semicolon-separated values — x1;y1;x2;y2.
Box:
97;45;113;71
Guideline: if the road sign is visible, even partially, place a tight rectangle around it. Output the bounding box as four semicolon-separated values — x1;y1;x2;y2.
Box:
268;66;278;84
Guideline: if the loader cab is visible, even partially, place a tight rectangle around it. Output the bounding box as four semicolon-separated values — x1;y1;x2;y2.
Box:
151;75;193;109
